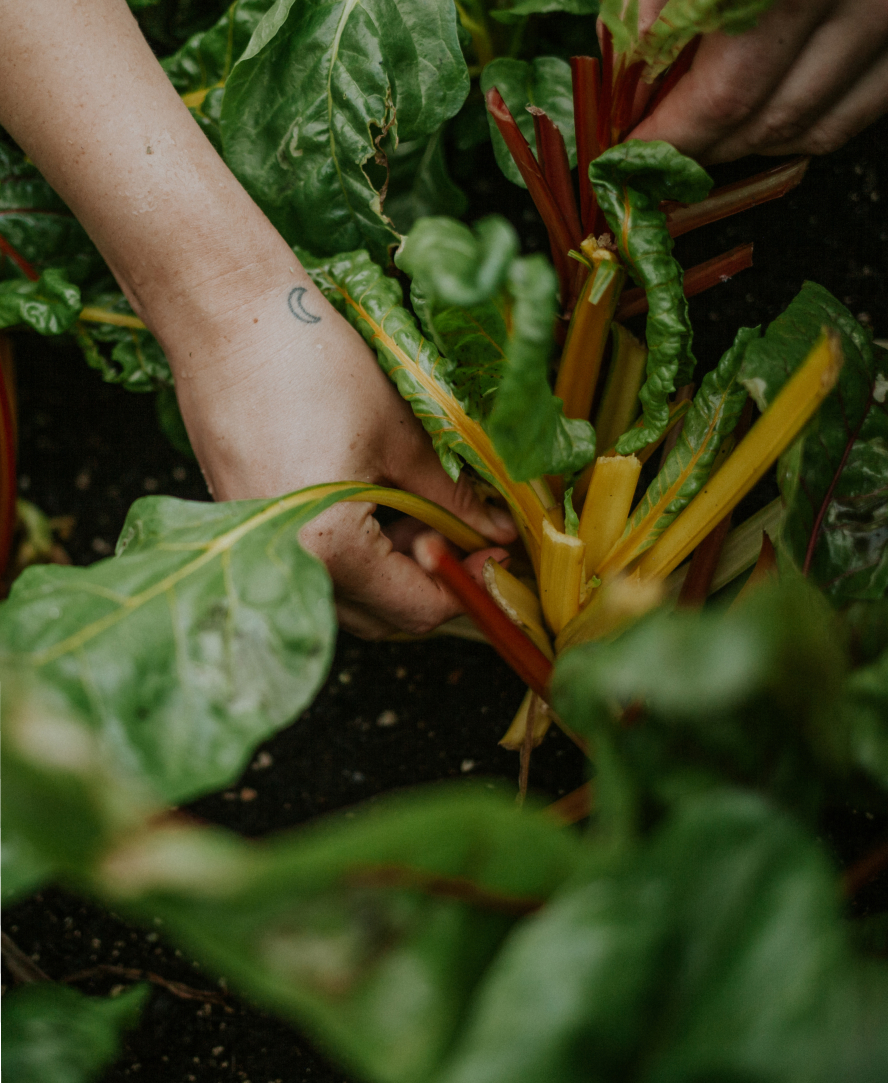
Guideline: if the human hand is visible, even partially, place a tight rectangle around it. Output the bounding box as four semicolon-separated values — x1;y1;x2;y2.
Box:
0;0;515;640
627;0;888;163
167;272;517;640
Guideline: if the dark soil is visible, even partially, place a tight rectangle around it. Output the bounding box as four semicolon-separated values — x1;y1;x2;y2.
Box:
4;114;888;1083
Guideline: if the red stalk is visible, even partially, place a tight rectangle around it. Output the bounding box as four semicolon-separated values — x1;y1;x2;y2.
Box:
616;242;754;321
641;34;701;121
0;236;39;282
571;56;602;236
531;108;582;247
597;25;614;150
664;158;809;239
414;534;553;700
612;60;645;140
486;87;577;303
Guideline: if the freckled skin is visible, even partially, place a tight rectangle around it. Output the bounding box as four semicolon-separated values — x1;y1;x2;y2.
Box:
0;0;517;638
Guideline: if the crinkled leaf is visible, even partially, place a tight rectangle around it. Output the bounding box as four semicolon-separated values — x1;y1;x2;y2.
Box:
3;983;148;1083
589;141;712;454
397;216;519;309
0;142;105;287
303;246;501;485
161;0;273;94
619;324;754;559
740;282;888;601
110;787;581;1083
841;645;888;793
488;256;596;481
0;268;82;335
384;128;468;236
492;0;600;23
398;219;596;481
0;485;365;803
437;791;888;1083
220;0;469;262
601;0;774;78
480;58;575;188
76;293;172;392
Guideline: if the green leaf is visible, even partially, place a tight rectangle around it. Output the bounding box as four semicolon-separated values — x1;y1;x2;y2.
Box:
303;245;500;485
617;324;754;560
161;0;274;94
553;581;855;828
437;791;888;1083
108;786;581;1083
0;142;105;287
3;983;148;1083
1;670;159;899
0;268;82;335
397;216;519;309
397;218;596;481
76;293;173;392
480;58;575;188
488;255;596;481
601;0;775;78
590;140;713;455
155;385;195;458
491;0;600;23
740;282;888;601
384;128;468;236
840;641;888;792
0;485;358;803
220;0;469;262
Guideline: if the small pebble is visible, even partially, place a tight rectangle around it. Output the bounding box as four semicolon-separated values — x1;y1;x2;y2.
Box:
143;477;159;492
460;759;477;773
251;751;273;771
376;709;397;727
172;465;187;481
240;787;257;802
91;537;113;555
75;470;91;491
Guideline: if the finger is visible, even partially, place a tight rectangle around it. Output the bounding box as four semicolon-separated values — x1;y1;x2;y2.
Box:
301;501;507;637
628;0;832;160
385;430;517;546
708;12;888;161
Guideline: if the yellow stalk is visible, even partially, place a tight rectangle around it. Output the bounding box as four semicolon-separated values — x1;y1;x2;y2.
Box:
594;323;647;451
573;399;690;503
483;559;554;661
328;275;551;570
663;497;784;601
555;574;664;653
554;246;624;421
78;307;145;330
540;518;586;634
578;454;642;578
499;688;554;751
635;331;842;582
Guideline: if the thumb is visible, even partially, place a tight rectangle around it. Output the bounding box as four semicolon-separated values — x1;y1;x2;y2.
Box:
389;435;518;547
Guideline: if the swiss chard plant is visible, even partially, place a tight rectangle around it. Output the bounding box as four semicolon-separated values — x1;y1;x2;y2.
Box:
3;0;888;1079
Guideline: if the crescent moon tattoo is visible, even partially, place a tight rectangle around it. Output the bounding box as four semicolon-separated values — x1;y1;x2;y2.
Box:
288;286;322;324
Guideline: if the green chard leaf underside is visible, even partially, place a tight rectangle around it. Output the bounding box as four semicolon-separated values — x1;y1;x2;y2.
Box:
0;268;82;335
487;256;597;481
397;217;596;482
383;127;468;236
740;282;888;601
601;0;775;78
220;0;469;262
0;486;354;804
480;57;575;189
590;141;713;455
114;788;581;1083
622;324;754;555
304;245;496;484
3;983;148;1083
437;791;888;1083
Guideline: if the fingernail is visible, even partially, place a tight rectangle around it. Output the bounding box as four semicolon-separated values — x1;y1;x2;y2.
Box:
485;506;515;536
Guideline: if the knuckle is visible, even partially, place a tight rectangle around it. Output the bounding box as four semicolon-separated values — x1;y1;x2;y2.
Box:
800;122;851;157
756;108;810;149
700;84;758;129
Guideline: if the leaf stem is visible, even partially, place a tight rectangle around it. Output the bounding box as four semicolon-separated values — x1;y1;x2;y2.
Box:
540;518;586;633
578;454;642;578
414;534;553;699
570;56;602;236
